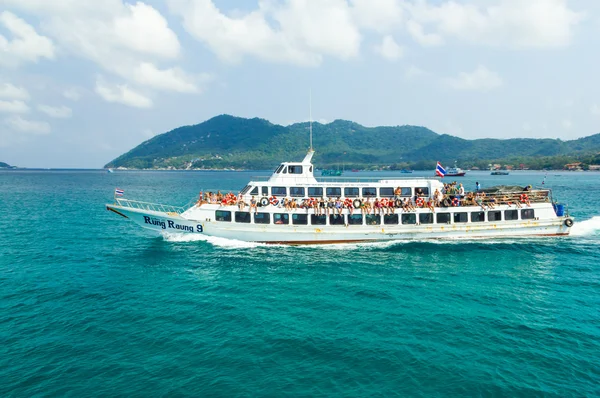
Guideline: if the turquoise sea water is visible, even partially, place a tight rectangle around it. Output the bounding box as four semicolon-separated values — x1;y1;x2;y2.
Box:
1;169;599;396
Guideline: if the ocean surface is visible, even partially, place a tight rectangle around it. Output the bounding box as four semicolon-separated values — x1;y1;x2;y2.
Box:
1;169;599;397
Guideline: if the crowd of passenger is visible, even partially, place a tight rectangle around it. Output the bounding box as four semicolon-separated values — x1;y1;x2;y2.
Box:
198;181;537;215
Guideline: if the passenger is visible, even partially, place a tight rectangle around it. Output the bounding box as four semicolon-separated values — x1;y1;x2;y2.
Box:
318;197;325;215
326;197;334;216
250;196;258;214
335;197;343;215
363;198;371;214
427;198;435;213
238;195;246;210
374;198;381;215
394;186;402;199
458;183;465;197
216;191;223;202
475;181;481;192
433;189;442;207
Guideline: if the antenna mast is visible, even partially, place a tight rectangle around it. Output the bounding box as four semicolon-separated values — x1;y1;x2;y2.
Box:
309;89;313;151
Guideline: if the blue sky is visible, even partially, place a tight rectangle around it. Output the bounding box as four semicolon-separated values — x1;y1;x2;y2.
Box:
0;0;599;168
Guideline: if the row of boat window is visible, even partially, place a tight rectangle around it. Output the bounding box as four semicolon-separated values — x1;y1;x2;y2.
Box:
274;165;309;174
215;209;536;225
241;185;425;198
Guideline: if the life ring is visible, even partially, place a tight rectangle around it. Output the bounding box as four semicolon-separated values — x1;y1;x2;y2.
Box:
520;194;529;203
344;198;353;208
259;197;269;207
415;197;424;207
380;198;388;207
452;197;459;207
353;199;362;208
269;196;279;206
395;199;402;208
564;218;574;227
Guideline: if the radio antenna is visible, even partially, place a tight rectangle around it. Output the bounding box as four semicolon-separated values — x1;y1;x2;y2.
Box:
309;88;313;151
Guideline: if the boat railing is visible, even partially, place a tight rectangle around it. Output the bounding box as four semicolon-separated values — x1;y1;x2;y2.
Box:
249;176;437;183
114;198;192;214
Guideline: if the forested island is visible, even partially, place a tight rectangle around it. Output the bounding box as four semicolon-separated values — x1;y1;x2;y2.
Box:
105;115;600;171
0;162;13;168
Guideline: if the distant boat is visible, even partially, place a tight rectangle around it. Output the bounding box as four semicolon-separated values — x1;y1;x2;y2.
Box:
107;168;114;173
321;169;343;176
351;169;360;172
400;169;413;174
491;171;509;175
445;162;466;177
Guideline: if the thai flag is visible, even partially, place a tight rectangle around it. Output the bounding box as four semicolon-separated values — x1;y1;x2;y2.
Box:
435;162;446;177
115;188;124;196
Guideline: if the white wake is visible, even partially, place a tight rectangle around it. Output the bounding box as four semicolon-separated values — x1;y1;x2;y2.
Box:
569;216;600;236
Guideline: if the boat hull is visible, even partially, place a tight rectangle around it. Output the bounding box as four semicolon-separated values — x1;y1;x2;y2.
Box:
107;203;571;244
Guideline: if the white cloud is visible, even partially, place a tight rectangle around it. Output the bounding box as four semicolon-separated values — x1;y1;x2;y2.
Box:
38;104;72;118
445;65;503;91
592;104;600;116
350;0;404;32
63;88;82;101
406;20;443;46
5;115;50;134
169;0;361;66
562;119;573;130
405;65;427;79
407;0;584;48
0;99;29;113
374;35;404;61
0;11;55;67
95;79;152;109
133;63;207;93
0;82;30;100
2;0;195;94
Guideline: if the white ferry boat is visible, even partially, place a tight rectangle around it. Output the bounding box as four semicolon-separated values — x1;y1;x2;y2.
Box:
106;150;573;244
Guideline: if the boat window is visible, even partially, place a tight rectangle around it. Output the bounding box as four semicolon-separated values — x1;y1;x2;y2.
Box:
262;187;269;196
329;215;345;225
308;187;323;197
362;187;377;197
282;167;287;174
380;188;394;197
215;210;232;222
366;214;381;225
311;215;327;225
436;213;451;224
275;165;284;174
384;214;399;224
250;186;258;195
344;187;359;197
292;214;308;225
453;213;468;223
400;187;412;197
326;187;341;197
416;187;430;196
402;213;417;225
419;213;433;224
235;211;251;223
290;187;305;197
471;211;485;222
274;213;289;224
288;165;303;174
254;213;270;224
505;210;518;220
272;187;287;196
488;211;501;221
348;214;363;225
521;209;535;220
240;185;252;195
309;166;313;173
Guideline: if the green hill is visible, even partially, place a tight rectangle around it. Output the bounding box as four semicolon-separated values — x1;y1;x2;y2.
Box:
0;162;12;168
105;115;600;170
